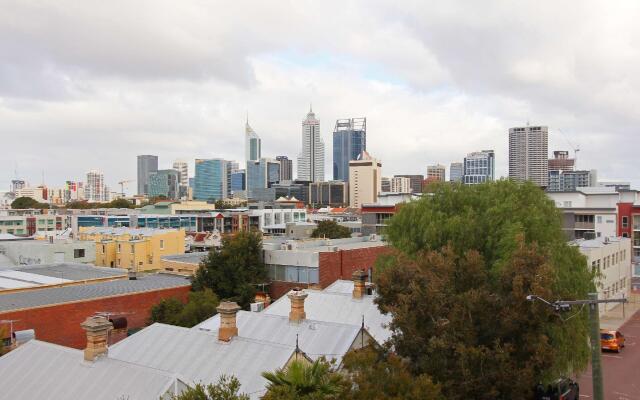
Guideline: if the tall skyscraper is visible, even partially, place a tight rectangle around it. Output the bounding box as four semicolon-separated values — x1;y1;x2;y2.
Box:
277;156;293;181
349;151;381;208
194;159;228;201
333;118;366;182
508;125;549;187
426;164;446;182
246;158;280;199
297;107;325;182
137;155;158;195
172;160;189;187
245;119;262;163
86;170;106;202
449;163;463;182
148;169;180;200
463;150;495;185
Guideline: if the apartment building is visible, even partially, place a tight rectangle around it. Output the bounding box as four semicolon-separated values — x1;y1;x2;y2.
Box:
79;227;185;271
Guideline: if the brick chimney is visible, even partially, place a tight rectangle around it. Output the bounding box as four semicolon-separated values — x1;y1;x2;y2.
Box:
352;269;368;299
81;315;113;362
288;288;308;323
217;301;241;342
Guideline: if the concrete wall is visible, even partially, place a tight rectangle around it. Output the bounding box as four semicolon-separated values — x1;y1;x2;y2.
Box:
0;240;96;265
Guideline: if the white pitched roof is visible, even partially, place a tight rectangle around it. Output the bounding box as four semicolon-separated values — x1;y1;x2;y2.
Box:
0;340;179;400
109;323;297;399
193;310;361;364
263;287;392;345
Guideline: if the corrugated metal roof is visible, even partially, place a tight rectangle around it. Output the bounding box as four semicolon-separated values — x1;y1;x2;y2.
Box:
109;323;297;399
5;263;127;281
323;279;355;294
0;340;179;400
193;311;360;364
264;289;392;345
0;274;190;312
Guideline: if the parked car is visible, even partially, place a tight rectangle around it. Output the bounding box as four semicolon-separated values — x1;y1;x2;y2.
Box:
601;329;625;352
534;378;579;400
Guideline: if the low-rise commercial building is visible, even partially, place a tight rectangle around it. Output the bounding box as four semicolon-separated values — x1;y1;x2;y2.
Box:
0;273;190;349
263;236;388;298
0;214;63;236
574;236;631;313
0;238;95;266
79;227;185;271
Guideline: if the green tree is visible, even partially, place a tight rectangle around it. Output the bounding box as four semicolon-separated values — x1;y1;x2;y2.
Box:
150;289;219;328
341;347;442;400
11;197;48;209
65;201;95;209
171;375;249;400
192;231;267;309
311;220;352;239
261;359;347;400
106;198;133;208
376;180;594;399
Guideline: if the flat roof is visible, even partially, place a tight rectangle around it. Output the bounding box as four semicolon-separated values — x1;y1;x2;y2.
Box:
161;252;208;265
0;273;190;312
80;227;179;236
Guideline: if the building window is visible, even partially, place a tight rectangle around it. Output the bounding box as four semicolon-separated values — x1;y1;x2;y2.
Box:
74;249;86;258
623;233;629;238
130;244;135;254
622;216;628;228
102;245;106;254
117;244;121;253
160;240;164;250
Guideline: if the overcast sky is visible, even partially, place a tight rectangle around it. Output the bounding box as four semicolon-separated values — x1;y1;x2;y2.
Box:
1;0;638;193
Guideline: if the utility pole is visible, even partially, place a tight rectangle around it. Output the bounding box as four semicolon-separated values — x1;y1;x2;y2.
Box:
527;293;627;400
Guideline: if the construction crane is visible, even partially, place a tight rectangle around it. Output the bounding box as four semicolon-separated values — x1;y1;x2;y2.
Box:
118;180;134;197
557;128;580;169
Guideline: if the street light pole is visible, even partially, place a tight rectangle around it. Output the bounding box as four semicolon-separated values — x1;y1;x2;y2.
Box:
588;292;604;400
527;293;627;400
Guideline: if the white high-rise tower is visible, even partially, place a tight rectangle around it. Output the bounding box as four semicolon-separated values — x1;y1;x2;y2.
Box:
297;106;325;182
172;160;189;187
86;169;106;202
508;125;549;187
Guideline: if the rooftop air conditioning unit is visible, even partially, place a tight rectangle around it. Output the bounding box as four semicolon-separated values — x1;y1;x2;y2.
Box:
250;302;265;312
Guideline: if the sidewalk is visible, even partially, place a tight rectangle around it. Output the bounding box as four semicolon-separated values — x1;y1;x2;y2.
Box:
599;292;640;331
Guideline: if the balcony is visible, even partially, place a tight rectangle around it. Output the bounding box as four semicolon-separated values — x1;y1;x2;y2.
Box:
574;222;595;230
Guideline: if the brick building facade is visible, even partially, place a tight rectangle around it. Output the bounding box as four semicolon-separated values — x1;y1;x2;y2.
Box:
0;277;190;349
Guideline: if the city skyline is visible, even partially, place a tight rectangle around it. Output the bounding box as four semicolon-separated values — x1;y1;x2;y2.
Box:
1;2;639;191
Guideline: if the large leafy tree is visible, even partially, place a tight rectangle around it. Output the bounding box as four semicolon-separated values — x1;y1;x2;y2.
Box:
261;359;347;400
376;180;594;399
311;220;352;239
341;347;442;400
150;289;219;328
171;375;249;400
192;231;267;309
11;197;48;209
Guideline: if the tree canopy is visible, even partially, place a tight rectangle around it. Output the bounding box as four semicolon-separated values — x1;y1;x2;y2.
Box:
311;220;352;239
375;180;594;399
11;196;48;209
171;375;248;400
150;289;219;328
192;231;267;309
341;347;442;400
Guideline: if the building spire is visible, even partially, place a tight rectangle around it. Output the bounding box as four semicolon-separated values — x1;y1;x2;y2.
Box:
309;103;312;113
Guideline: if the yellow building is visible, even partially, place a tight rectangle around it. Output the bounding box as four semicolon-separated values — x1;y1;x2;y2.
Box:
79;227;185;272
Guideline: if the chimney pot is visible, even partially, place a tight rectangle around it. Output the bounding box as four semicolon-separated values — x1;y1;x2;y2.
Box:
352;269;368;299
216;301;241;342
81;315;113;362
287;288;308;323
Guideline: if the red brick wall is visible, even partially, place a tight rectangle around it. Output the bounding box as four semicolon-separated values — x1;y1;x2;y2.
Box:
269;245;389;299
0;286;190;349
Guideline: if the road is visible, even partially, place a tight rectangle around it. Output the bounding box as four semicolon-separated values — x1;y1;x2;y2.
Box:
577;309;640;400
